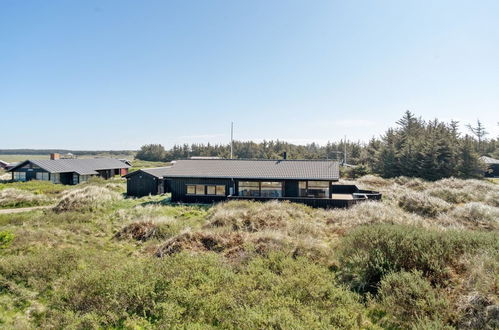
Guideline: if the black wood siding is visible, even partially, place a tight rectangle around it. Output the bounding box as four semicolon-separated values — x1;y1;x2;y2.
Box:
11;166;49;181
170;178;232;203
126;172;161;197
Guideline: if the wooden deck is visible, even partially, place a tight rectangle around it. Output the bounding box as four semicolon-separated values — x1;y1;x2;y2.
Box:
227;195;367;208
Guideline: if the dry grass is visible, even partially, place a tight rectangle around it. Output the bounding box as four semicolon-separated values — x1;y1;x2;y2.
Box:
53;186;122;213
0;188;51;208
397;190;452;217
324;201;429;232
438;202;499;231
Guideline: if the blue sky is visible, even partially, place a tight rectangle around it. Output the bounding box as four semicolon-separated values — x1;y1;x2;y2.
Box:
1;0;498;149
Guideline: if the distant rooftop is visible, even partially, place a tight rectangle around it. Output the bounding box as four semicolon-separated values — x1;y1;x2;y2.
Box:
480;156;499;165
9;158;131;175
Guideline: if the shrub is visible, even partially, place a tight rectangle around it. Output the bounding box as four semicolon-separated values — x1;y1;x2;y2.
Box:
0;231;14;249
53;186;122;212
115;216;184;242
373;270;450;328
42;252;368;329
397;190;452;217
338;225;498;293
439;202;499;230
0;188;50;208
0;249;80;292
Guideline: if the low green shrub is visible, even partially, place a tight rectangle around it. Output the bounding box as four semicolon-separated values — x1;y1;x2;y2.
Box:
0;249;80;292
338;224;498;293
398;190;452;217
0;231;14;249
40;252;368;329
372;270;450;328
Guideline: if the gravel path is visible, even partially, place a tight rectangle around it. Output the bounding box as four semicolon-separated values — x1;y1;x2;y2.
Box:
0;205;53;214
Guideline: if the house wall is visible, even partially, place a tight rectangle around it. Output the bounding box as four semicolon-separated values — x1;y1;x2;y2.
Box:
169;178;232;203
485;164;499;177
126;172;161;197
10;162;50;181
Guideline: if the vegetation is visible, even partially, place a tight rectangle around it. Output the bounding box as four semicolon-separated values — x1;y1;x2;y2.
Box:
0;176;498;328
135;112;498;181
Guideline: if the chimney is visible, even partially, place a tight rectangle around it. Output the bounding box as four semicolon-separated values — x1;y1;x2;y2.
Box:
282;152;287;160
50;153;60;160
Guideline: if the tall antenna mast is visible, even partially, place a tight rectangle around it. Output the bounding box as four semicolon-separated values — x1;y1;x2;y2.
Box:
343;135;347;165
230;122;234;159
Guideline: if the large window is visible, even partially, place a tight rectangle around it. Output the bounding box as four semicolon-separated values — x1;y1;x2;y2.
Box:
79;175;91;183
215;185;226;196
35;172;50;181
13;172;26;181
238;181;283;197
186;184;226;196
73;173;79;184
238;181;260;197
260;182;283;197
299;181;330;198
51;173;61;184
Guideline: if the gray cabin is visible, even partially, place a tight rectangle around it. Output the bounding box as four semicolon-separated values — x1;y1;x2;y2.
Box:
8;158;131;185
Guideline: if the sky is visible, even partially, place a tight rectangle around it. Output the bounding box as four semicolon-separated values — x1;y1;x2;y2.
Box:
1;0;498;150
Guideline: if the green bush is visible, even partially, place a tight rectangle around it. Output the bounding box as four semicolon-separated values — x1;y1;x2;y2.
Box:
0;231;14;249
372;270;450;328
40;252;368;328
0;249;80;292
338;225;498;293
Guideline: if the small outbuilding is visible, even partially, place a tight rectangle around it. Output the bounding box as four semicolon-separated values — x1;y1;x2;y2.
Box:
124;167;172;197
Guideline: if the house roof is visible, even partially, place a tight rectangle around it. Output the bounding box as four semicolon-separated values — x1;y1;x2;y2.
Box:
480;156;499;165
8;158;131;175
158;159;340;180
124;166;173;179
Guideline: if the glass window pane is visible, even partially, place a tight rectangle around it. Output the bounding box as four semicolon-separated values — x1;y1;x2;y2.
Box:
260;182;282;198
238;181;260;197
216;185;225;195
206;186;216;195
307;181;329;198
14;172;26;181
195;185;205;195
187;185;196;194
299;181;307;197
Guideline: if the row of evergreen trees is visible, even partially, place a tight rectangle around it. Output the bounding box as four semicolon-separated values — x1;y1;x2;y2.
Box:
136;112;498;180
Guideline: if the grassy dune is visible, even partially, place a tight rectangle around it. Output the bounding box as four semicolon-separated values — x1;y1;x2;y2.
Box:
0;176;497;328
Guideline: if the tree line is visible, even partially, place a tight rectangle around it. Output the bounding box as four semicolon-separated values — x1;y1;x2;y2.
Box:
136;111;499;180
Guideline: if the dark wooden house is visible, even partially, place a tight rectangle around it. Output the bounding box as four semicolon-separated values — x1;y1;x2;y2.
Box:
125;159;381;208
124;167;172;197
8;158;131;185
